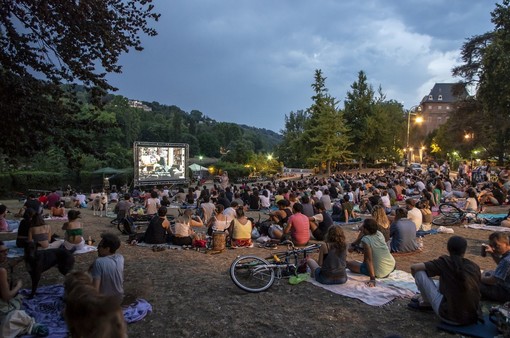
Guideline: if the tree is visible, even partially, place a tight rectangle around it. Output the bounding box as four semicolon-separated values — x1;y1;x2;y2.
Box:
343;71;375;167
452;0;510;164
305;69;351;175
0;0;159;90
0;0;159;163
276;110;309;168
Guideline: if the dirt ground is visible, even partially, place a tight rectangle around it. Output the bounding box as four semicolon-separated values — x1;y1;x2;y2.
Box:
0;198;507;338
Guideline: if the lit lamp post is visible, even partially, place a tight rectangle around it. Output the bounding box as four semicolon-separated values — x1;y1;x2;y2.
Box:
464;132;475;169
405;105;423;167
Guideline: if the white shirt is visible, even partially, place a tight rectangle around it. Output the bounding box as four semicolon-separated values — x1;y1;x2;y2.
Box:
223;207;236;221
381;195;391;209
407;207;423;231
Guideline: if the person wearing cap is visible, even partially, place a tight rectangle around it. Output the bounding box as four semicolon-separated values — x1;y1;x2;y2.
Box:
62;210;85;251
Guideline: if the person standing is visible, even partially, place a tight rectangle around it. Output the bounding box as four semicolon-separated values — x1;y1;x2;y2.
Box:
89;233;124;305
409;236;482;325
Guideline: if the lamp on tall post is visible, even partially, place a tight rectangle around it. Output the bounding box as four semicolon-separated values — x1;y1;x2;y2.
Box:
464;131;475;169
405;105;423;167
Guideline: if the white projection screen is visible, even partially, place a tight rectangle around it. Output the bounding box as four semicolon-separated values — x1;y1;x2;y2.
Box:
133;142;189;186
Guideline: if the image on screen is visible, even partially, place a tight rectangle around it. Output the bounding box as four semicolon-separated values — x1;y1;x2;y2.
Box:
133;142;189;186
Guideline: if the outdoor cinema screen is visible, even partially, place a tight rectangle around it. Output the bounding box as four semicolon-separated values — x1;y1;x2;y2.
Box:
133;142;189;186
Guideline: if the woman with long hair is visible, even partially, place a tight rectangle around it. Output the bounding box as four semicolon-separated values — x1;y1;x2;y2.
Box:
306;225;347;285
206;204;230;235
371;205;390;242
228;208;253;248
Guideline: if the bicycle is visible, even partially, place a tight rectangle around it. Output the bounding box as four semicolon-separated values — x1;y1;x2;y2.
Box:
229;241;320;293
432;202;480;226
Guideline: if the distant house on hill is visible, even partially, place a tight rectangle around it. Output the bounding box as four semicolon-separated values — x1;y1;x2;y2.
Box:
128;100;152;112
419;83;469;135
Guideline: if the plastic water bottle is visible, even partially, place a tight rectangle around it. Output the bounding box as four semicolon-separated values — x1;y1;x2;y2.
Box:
417;236;424;250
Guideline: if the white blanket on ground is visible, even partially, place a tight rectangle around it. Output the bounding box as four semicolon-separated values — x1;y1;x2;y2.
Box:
467;224;510;232
4;239;97;258
307;269;417;306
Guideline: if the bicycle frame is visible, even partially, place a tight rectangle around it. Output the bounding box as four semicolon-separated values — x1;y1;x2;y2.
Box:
230;242;320;292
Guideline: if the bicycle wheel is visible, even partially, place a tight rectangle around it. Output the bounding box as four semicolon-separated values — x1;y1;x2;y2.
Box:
432;215;460;226
230;255;275;293
439;203;464;220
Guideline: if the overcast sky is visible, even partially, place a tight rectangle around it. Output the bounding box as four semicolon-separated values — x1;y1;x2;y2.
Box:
107;0;495;133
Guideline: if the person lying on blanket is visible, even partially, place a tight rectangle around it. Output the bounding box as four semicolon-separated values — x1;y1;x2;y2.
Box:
480;231;510;302
409;236;482;325
347;219;396;287
0;241;49;337
306;225;347;285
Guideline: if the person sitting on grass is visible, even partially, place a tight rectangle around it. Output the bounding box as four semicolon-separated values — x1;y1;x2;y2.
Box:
347;218;396;287
143;207;172;245
50;201;65;217
416;199;432;232
389;208;420;253
89;233;124;305
409;236;482;325
228;208;253;248
206;204;230;236
331;194;354;224
0;241;49;337
306;225;347;285
28;214;61;249
309;202;334;241
480;231;510;302
173;209;203;247
276;203;310;247
62;210;85;252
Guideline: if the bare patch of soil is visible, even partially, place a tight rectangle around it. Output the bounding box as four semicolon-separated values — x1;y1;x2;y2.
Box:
1;200;506;337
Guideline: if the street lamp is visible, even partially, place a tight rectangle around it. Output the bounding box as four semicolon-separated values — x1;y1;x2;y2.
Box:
405;105;423;166
464;131;475;169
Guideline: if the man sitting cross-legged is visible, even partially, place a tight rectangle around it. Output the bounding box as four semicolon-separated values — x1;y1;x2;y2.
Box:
409;236;482;325
89;233;124;305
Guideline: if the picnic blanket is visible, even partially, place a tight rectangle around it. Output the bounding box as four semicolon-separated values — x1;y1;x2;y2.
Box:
43;216;68;221
478;213;508;219
467;224;510;232
19;285;152;337
4;240;97;258
4;219;20;232
307;269;417;306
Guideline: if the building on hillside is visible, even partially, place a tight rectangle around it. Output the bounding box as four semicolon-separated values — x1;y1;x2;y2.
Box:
128;100;152;112
419;83;469;135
